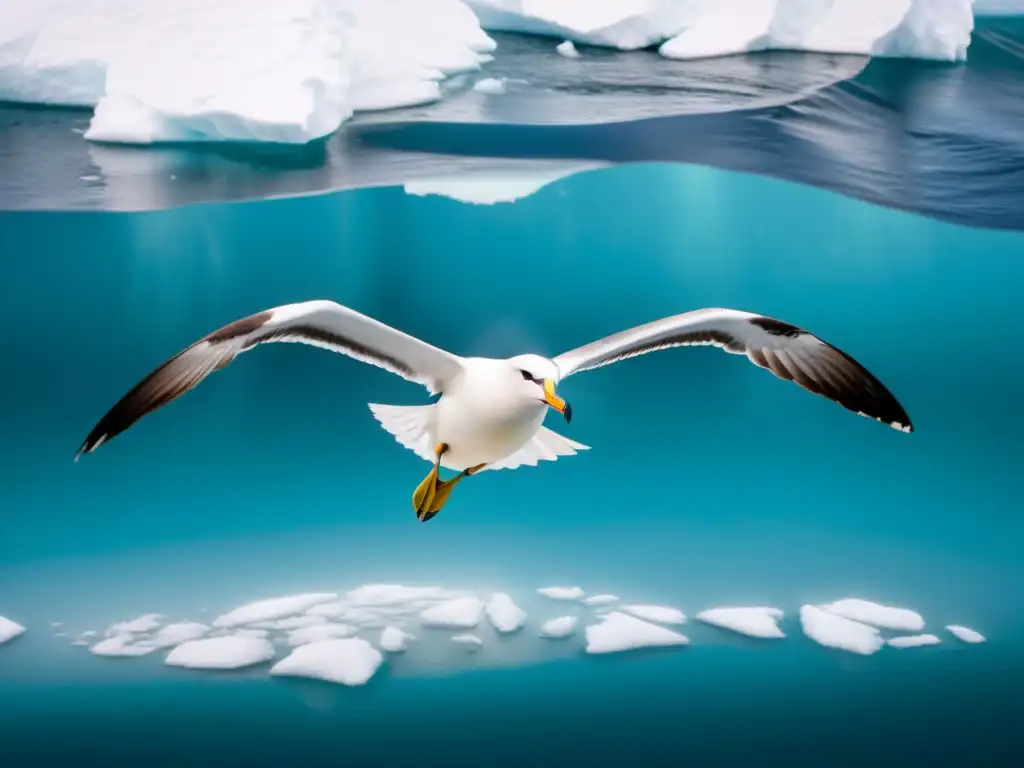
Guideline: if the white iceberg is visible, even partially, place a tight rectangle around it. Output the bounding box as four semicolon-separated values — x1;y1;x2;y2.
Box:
485;593;527;633
451;633;484;650
165;636;276;670
105;613;165;637
556;40;580;57
695;607;785;639
0;616;26;645
420;597;486;628
473;77;506;94
404;168;581;205
585;611;689;654
212;593;338;628
271;638;384;686
287;623;359;646
888;634;941;649
621;604;686;625
539;616;578;639
537;586;585;601
141;622;209;649
90;635;157;657
799;605;883;656
380;626;414;652
819;598;925;632
946;625;986;643
582;594;619;606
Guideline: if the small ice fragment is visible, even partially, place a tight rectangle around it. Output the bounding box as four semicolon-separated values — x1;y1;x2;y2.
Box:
165;636;275;670
105;613;165;636
473;77;506;94
621;604;685;625
485;593;526;633
286;623;358;647
799;605;883;655
380;626;413;652
537;586;584;601
451;634;483;651
0;616;26;644
819;598;925;632
946;625;986;644
212;593;338;628
90;635;156;657
585;612;689;654
80;630;97;638
539;616;578;639
888;634;941;649
271;638;383;686
420;597;485;628
695;607;785;639
583;594;618;606
556;40;580;58
142;622;209;649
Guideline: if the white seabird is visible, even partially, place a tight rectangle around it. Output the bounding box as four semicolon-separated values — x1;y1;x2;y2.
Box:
75;301;912;521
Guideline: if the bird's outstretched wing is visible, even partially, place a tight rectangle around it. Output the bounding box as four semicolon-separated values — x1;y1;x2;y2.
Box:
76;300;465;459
552;308;912;433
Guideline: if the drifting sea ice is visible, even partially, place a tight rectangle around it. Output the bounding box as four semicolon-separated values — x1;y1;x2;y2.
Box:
819;598;925;632
888;634;941;649
621;604;686;625
165;636;276;670
799;605;884;656
537;586;585;600
539;616;578;639
380;626;414;652
585;612;689;654
695;607;786;639
946;625;986;643
271;638;384;686
485;593;527;633
212;593;338;628
420;597;486;628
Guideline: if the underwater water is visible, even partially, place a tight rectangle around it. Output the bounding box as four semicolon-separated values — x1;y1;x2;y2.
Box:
1;161;1023;765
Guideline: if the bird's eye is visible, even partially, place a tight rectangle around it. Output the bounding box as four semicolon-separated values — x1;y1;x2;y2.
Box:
519;369;533;381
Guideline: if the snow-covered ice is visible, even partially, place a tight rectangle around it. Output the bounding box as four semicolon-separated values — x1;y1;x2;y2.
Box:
947;625;986;643
256;615;326;631
582;594;619;606
420;597;486;628
451;633;484;650
287;623;358;646
695;607;785;639
105;613;165;636
90;635;156;657
380;626;414;652
0;616;27;645
539;616;578;639
271;638;383;686
345;584;466;607
537;586;585;601
819;598;925;632
799;605;884;656
888;634;941;649
556;40;580;57
474;77;507;94
165;636;276;670
585;611;689;654
212;593;338;628
141;622;209;649
485;593;527;633
621;604;686;625
231;628;271;640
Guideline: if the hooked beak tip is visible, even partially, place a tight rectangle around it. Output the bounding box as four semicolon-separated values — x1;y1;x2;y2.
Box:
563;402;572;424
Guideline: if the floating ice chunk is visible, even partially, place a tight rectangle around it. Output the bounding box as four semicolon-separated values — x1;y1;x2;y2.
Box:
287;623;358;646
142;622;209;649
404;166;589;206
537;586;585;601
451;633;483;651
585;611;689;654
307;601;349;619
819;598;925;632
380;626;414;652
888;634;941;649
539;616;578;639
583;594;619;606
165;636;275;670
474;77;506;94
213;593;338;628
0;616;26;645
345;584;465;606
420;597;486;628
231;628;270;640
90;635;156;657
556;40;580;57
271;638;383;686
799;605;883;656
947;625;986;643
621;604;686;625
696;607;785;639
486;593;527;633
105;613;165;636
256;615;326;631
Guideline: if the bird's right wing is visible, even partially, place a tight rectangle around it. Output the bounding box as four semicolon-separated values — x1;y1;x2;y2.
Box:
76;300;465;459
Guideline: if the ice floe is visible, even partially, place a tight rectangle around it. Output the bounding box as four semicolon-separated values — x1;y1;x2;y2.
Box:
539;616;578;639
345;584;467;607
256;615;327;631
621;604;686;625
799;605;883;656
420;597;486;628
451;633;484;651
583;594;619;606
287;623;359;647
585;611;689;654
695;607;785;639
212;593;338;628
165;636;276;670
0;616;27;645
271;638;383;686
556;40;580;57
105;613;166;636
474;77;507;94
888;634;941;649
537;586;585;601
403;166;592;205
231;628;271;640
90;635;156;657
819;598;925;632
486;593;527;633
380;626;414;652
947;625;986;644
141;622;209;650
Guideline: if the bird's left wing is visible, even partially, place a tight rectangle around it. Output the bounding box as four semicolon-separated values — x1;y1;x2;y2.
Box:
76;300;464;459
552;308;912;433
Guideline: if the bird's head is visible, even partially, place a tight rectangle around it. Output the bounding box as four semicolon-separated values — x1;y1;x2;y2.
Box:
506;354;571;424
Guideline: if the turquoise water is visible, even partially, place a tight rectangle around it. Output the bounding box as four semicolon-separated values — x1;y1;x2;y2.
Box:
1;162;1022;764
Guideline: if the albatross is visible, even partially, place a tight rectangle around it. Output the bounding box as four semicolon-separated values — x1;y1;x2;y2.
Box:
75;300;912;522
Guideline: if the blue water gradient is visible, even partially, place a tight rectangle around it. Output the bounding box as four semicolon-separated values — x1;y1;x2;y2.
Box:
0;163;1022;764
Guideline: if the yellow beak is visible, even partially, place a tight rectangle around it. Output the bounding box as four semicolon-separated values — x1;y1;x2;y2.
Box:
543;378;572;423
